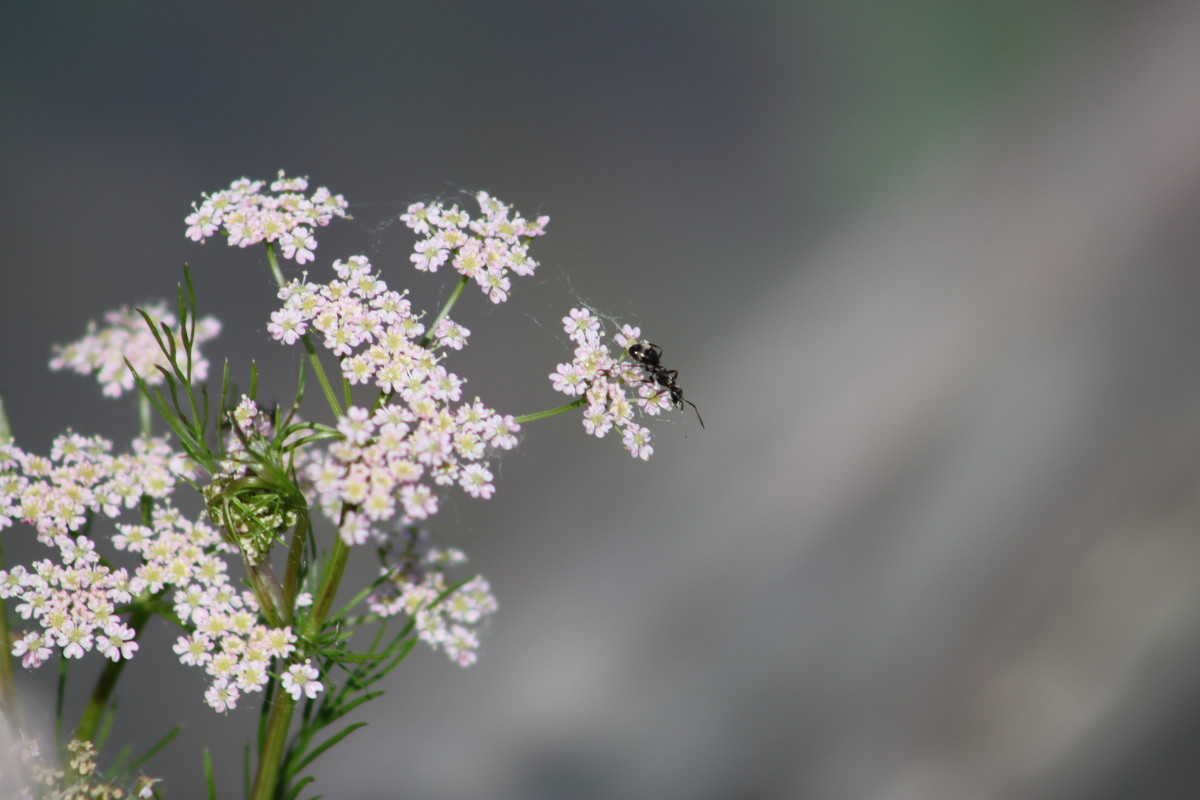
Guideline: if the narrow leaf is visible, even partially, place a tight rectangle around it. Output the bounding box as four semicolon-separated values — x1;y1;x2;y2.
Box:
128;725;181;771
291;721;369;774
285;774;316;800
204;749;217;800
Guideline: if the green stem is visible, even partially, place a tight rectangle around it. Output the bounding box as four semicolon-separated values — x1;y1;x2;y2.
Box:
73;451;158;744
250;246;357;799
250;690;296;800
263;240;290;294
251;534;349;799
420;275;470;349
0;392;11;442
281;507;309;625
514;398;586;425
138;392;153;438
56;658;67;745
75;601;154;743
264;243;343;418
305;537;350;639
247;562;286;629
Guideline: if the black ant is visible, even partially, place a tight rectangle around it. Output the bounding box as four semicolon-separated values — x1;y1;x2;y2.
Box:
626;340;705;428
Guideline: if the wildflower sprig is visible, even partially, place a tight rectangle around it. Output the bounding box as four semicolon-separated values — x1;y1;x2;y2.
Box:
547;307;674;460
401;192;548;304
0;736;161;799
266;253;521;550
0;172;695;799
50;302;220;399
185;170;349;265
123;267;227;473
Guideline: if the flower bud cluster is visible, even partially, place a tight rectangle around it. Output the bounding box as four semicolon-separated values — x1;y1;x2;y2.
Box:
49;303;220;398
203;396;305;564
185;171;349;265
367;535;497;666
549;308;672;460
401;192;549;303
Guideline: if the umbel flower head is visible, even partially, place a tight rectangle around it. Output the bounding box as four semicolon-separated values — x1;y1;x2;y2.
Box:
0;428;322;711
49;302;220;398
4;170;697;748
0;167;707;800
549;307;678;460
267;254;521;544
367;528;498;667
0;432;189;667
401;191;549;303
185;170;349;264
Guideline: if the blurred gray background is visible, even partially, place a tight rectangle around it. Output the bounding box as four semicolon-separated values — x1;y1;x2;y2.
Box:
4;1;1200;798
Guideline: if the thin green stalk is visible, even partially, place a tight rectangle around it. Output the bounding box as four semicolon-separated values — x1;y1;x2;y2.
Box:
262;240;290;295
305;537;351;639
250;690;296;800
247;245;359;798
138;392;153;438
56;658;67;745
264;243;343;418
0;393;10;442
250;534;349;799
421;275;470;349
247;562;286;629
514;397;586;425
302;330;343;416
75;602;154;743
282;507;310;624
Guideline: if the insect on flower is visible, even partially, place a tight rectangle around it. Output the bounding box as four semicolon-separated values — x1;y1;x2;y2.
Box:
626;340;704;428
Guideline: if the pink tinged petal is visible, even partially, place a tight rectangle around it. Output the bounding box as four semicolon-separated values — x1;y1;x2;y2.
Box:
205;679;240;713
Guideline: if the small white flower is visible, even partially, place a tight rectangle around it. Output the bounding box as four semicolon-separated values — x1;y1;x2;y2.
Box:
282;661;324;700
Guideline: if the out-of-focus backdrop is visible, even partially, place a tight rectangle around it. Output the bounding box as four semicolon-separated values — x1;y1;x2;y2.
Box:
4;2;1200;798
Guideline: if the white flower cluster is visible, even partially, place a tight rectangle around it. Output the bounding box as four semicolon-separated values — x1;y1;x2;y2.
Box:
0;434;189;668
0;433;319;712
549;308;673;460
185;170;349;264
305;399;519;546
268;254;521;542
49;303;220;398
368;544;497;666
401;191;549;303
118;505;315;713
